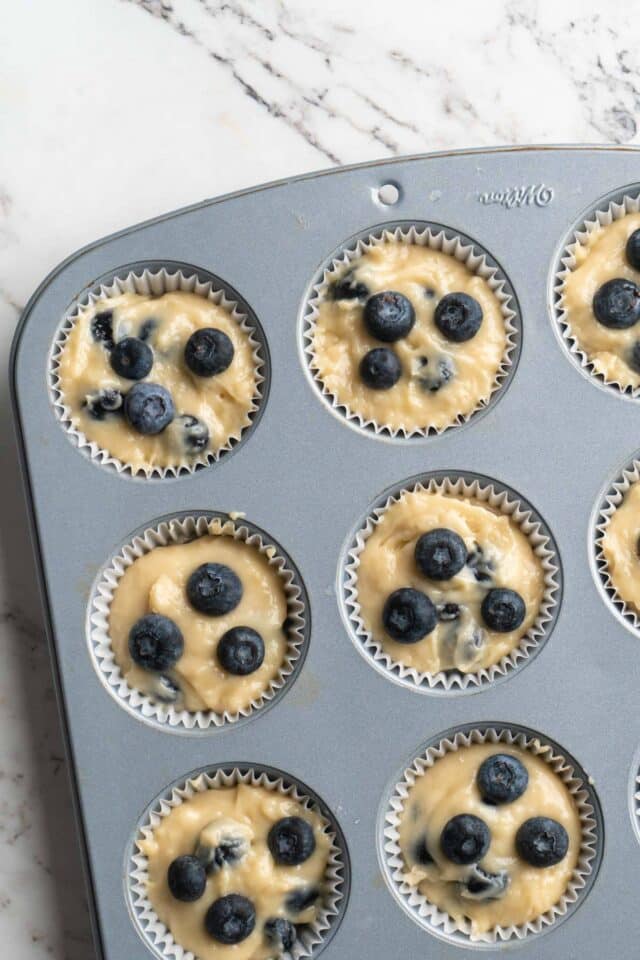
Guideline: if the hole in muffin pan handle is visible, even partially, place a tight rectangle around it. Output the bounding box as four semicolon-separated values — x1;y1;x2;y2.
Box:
374;182;401;206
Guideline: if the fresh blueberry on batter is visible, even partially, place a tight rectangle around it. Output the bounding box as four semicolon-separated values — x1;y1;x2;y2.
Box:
268;816;316;866
359;347;402;389
167;855;207;902
415;528;467;581
176;414;210;452
187;562;243;616
124;382;175;434
461;865;509;901
184;327;235;377
440;814;491;865
217;626;265;675
363;291;416;342
413;836;434;866
285;886;319;913
264;917;296;952
196;836;247;873
331;269;369;301
466;543;494;583
626;228;640;271
109;336;154;380
128;614;184;672
138;317;157;341
516;817;568;867
437;602;461;622
84;387;124;420
418;356;455;393
382;587;437;643
477;753;529;805
205;894;256;944
481;588;526;632
593;278;640;329
90;310;115;349
434;292;483;342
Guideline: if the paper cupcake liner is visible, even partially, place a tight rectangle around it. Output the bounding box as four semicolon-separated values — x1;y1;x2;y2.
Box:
341;471;561;694
553;184;640;400
591;448;640;635
89;512;308;731
128;764;348;960
380;723;601;946
49;263;268;478
301;222;520;440
630;747;640;847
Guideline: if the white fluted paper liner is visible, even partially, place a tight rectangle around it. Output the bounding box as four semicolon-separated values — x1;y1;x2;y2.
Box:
343;474;560;693
89;514;307;730
128;766;346;960
302;224;519;439
49;266;266;478
382;726;600;944
554;188;640;399
592;451;640;632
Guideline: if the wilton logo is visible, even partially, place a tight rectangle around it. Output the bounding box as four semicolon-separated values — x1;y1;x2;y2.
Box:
477;184;554;209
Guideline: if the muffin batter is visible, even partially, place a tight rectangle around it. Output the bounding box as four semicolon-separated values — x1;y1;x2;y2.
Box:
356;489;544;674
109;527;290;714
562;212;640;389
398;742;582;936
140;783;331;960
601;480;640;613
311;242;509;432
56;290;259;472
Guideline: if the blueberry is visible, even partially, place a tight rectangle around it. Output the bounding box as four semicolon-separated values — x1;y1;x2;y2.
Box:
285;886;319;913
268;817;315;866
84;388;124;420
626;228;640;270
167;855;206;902
481;588;526;632
185;328;234;376
418;356;455;392
205;894;256;944
217;627;265;675
129;615;184;672
186;563;243;616
90;310;115;349
382;588;437;644
477;753;529;805
461;865;509;901
359;347;402;389
155;674;181;704
437;602;461;622
593;278;640;329
197;838;246;873
516;817;569;867
264;917;296;951
331;269;369;301
363;291;416;342
110;337;154;380
177;414;210;452
440;814;490;865
415;528;467;581
467;544;494;583
434;292;483;342
413;836;434;866
124;382;174;434
628;341;640;373
425;287;436;299
139;317;157;340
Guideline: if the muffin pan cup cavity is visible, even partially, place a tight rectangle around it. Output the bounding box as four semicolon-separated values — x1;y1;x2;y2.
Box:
128;764;349;960
340;471;561;695
49;263;269;478
379;723;602;948
552;184;640;400
89;512;309;731
591;449;640;637
300;221;521;441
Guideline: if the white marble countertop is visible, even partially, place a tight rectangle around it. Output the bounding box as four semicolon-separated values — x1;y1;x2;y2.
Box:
2;0;639;955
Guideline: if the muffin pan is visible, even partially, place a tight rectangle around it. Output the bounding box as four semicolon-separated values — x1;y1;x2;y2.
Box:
10;146;640;959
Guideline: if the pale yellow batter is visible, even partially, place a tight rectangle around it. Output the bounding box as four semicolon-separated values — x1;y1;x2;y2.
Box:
398;742;582;936
56;291;258;472
601;480;640;613
311;242;508;432
109;528;289;714
562;212;640;388
356;489;544;674
140;783;331;960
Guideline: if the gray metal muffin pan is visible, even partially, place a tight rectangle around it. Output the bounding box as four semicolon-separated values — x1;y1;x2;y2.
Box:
10;145;640;959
